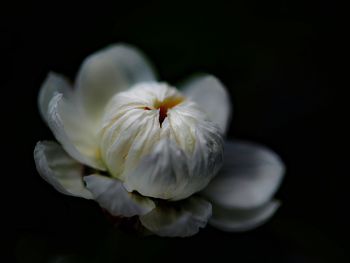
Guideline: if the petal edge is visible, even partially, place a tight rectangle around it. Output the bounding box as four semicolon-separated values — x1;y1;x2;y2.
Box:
47;93;105;170
75;44;157;122
34;141;93;199
182;74;232;134
202;140;285;209
38;72;72;123
140;196;212;237
84;174;155;217
209;200;280;232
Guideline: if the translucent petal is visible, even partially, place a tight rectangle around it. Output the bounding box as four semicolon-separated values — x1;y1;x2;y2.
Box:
209;200;280;232
140;196;212;237
47;93;105;170
182;75;231;134
84;174;155;217
34;141;93;199
202;140;284;209
38;72;72;123
75;44;156;122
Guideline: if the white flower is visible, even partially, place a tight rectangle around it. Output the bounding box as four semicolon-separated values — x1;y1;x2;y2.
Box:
34;44;285;237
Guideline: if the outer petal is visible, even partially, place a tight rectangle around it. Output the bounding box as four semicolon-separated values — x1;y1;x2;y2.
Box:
201;140;285;209
47;93;105;170
38;72;72;123
84;174;155;217
34;141;93;199
75;44;157;122
140;196;212;237
182;75;231;134
209;200;280;232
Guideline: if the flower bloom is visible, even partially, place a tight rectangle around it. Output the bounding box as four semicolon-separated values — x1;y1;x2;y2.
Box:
34;44;285;237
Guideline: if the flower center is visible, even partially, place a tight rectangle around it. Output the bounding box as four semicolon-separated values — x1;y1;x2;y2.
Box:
144;96;184;127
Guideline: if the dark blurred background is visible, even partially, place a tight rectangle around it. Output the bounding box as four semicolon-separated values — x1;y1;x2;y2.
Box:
2;1;346;262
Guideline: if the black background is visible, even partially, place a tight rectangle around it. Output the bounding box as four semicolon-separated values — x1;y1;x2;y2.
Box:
3;1;346;262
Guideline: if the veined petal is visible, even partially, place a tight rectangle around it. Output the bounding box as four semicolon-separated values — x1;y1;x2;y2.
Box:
182;75;231;134
140;196;212;237
123;129;223;201
201;140;284;209
123;139;191;200
38;72;72;123
84;174;155;217
75;44;157;122
47;93;105;170
100;107;161;179
209;200;280;232
34;141;93;199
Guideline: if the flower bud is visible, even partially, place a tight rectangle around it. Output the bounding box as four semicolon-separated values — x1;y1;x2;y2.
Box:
99;82;223;200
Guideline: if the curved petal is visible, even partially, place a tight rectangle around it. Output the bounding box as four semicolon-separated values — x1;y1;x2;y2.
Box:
123;130;223;201
201;140;285;209
182;75;232;134
47;93;105;170
75;44;157;122
123;140;190;200
38;72;72;123
209;200;280;232
84;174;155;217
34;141;93;199
140;196;212;237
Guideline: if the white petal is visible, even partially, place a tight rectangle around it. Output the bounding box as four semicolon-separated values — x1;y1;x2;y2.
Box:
209;200;280;232
34;141;93;199
201;140;285;209
75;44;156;122
182;75;232;134
84;174;155;217
140;196;212;237
47;93;105;170
38;72;72;123
100;105;161;179
124;131;223;201
123;140;190;200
